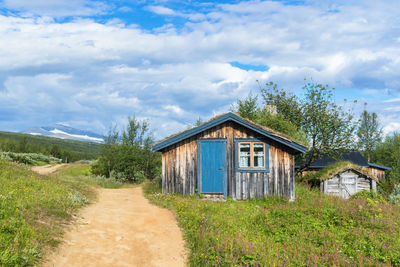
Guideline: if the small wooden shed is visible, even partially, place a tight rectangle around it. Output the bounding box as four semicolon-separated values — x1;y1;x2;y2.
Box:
318;163;378;199
152;112;307;201
300;151;390;180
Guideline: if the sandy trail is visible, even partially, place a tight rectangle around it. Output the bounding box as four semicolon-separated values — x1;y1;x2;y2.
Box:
44;187;187;267
31;164;65;175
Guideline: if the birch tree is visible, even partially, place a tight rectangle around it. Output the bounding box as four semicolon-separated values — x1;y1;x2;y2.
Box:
357;109;382;162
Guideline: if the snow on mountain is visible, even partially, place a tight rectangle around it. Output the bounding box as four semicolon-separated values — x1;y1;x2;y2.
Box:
23;124;104;143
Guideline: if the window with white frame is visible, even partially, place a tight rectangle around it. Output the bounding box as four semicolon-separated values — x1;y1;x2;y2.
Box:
238;142;266;169
239;143;251;168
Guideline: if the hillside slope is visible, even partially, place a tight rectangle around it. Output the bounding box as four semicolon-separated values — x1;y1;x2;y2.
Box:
0;131;102;161
0;160;94;266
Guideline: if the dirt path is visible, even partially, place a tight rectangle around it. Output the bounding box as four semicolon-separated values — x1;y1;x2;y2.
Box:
31;164;65;175
44;187;187;267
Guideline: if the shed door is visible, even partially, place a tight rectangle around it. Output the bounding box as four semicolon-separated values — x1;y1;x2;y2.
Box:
199;140;225;194
341;172;357;198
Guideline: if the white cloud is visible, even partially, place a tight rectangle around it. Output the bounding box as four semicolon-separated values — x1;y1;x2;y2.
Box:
384;98;400;103
383;122;400;135
1;0;108;17
164;105;184;115
146;5;206;21
118;6;132;13
0;1;400;137
146;6;177;16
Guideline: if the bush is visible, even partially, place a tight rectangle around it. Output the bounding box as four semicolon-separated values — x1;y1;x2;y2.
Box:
377;178;395;199
91;116;161;183
154;175;162;186
389;184;400;206
350;190;386;204
67;191;89;206
91;175;123;189
0;152;59;165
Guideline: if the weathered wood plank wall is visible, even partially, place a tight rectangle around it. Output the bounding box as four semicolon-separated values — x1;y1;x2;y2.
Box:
161;121;296;200
369;167;385;180
321;170;375;198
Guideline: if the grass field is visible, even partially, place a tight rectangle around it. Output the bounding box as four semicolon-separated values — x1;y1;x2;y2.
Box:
0;160;95;266
143;182;400;266
52;164;128;189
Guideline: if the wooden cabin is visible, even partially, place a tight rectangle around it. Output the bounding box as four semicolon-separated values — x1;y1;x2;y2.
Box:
152;112;307;201
298;151;390;180
368;163;390;180
318;164;378;199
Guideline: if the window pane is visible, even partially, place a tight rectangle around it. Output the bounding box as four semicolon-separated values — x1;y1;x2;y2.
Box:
239;143;250;168
253;143;264;168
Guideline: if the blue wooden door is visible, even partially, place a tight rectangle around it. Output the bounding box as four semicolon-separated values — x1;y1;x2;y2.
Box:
199;140;225;194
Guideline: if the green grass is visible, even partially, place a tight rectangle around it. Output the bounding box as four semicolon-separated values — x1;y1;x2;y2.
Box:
143;182;400;266
0;159;94;266
53;163;126;189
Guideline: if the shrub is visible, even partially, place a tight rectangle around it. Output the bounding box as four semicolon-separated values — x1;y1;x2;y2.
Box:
154;175;162;186
91;116;161;183
0;152;59;165
389;184;400;206
67;191;89;206
133;170;146;183
91;175;123;189
350;190;386;204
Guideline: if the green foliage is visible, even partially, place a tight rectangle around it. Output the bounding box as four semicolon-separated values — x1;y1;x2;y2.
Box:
90;175;123;189
260;81;357;170
350;190;386;204
389;184;400;206
261;81;304;128
55;163;91;177
234;80;358;171
52;163;124;189
257;111;308;145
91;116;161;183
235;94;261;122
0;152;59;165
233;95;308;145
194;117;204;127
370;133;400;186
357;109;382;162
0;159;93;266
143;182;400;266
0;131;101;162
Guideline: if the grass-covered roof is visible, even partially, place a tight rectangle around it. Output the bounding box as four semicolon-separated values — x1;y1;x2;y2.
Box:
303;161;379;182
152;112;308;152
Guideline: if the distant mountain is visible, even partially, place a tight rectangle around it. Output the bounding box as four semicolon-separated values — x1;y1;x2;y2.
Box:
23;124;104;143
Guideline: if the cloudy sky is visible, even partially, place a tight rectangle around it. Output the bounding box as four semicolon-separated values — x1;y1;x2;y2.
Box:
1;0;400;139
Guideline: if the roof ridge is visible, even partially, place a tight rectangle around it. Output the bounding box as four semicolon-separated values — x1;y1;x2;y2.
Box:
315;161;379;182
152;112;308;152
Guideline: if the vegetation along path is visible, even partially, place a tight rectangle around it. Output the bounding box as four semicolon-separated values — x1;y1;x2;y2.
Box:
44;186;186;267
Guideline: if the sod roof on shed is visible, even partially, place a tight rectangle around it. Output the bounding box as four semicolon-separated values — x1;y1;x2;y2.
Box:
304;161;379;182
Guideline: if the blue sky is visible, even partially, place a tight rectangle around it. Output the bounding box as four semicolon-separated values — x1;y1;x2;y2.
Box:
0;0;400;139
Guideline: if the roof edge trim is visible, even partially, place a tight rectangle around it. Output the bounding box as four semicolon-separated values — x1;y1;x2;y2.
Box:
368;162;392;171
152;112;307;153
